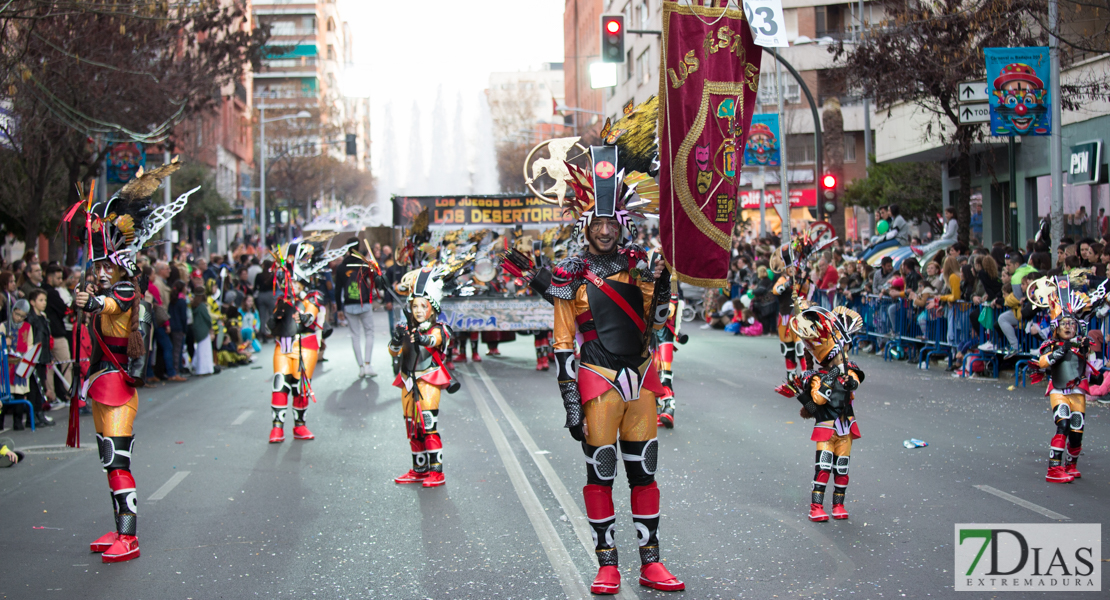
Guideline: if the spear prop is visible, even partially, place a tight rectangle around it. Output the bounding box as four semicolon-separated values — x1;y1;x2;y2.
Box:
66;180;96;448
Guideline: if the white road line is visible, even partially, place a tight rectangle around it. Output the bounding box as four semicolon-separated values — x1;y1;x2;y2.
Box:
474;363;641;600
717;377;741;388
147;471;190;502
973;485;1071;521
231;410;253;426
460;371;591;600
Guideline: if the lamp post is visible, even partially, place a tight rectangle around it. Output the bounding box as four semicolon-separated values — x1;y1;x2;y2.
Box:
259;105;311;245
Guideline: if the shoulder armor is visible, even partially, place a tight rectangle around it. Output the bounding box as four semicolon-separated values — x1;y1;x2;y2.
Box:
111;281;137;304
553;256;587;283
845;361;865;383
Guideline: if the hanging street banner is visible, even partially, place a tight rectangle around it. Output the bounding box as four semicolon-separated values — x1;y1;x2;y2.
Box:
658;0;762;287
984;47;1052;136
743;113;781;167
392;194;576;230
106;142;146;184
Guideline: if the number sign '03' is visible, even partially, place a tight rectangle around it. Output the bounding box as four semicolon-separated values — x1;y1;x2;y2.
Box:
743;0;787;48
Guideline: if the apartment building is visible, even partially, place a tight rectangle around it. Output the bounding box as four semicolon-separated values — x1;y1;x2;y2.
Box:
564;0;606;138
489;63;567;145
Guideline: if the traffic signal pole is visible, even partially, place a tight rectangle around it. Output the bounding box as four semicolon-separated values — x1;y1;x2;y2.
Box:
769;48;823;221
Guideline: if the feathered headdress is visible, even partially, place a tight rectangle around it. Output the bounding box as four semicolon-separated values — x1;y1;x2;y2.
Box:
1028;275;1109;333
790;305;863;363
561;146;652;247
67;157;198;276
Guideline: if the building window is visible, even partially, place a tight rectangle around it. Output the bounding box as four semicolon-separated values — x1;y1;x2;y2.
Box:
327;17;335;32
786;134;816;164
757;72;800;105
639;1;649;27
639;48;651;86
626;49;635;81
270;20;295;36
844;132;857;163
327;45;336;61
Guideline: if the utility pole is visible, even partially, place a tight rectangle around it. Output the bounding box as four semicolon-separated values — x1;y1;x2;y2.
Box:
163;149;173;260
858;0;872;173
1049;0;1064;253
775;55;790;239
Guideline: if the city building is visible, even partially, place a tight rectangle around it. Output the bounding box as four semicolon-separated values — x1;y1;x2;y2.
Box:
488;63;567;145
564;0;606;139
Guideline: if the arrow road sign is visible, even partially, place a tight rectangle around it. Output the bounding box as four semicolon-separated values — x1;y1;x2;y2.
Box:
959;104;990;124
959;81;988;103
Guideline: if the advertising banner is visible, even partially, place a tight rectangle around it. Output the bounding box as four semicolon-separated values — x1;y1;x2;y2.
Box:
984;47;1052;136
658;0;762;287
393;195;575;230
738;188;815;209
743;113;781;167
106;142;146;184
438;298;554;332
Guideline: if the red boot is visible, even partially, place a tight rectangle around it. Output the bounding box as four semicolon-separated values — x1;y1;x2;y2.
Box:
1065;462;1082;479
292;425;314;440
1046;465;1075;483
393;469;428;484
639;562;685;591
591;565;621;595
101;534;140;563
487;347;501;356
422;471;446;487
269;426;285;443
1066;450;1082;479
808;503;830;522
831;504;849;520
90;531;118;553
471;352;482;363
656;414;663;426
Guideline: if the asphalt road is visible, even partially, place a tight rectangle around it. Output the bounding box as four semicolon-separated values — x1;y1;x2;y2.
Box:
1;312;1107;600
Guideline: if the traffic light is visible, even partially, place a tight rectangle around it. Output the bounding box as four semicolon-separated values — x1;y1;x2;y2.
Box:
600;15;625;63
820;173;839;215
345;133;357;156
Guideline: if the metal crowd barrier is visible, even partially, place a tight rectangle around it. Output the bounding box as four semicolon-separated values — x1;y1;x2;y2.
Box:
811;291;1110;387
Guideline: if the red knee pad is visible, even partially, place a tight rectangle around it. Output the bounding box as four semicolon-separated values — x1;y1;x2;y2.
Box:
814;470;830;485
657;343;673;363
292;395;308;410
424;433;442;451
108;469;136;492
1067;445;1081;457
833;474;849;487
630;481;660;517
409;438;426;453
1051;433;1067;451
271;392;288;406
583;484;615;520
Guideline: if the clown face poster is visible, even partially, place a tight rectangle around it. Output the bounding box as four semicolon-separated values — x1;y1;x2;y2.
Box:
106;142;146;184
744;113;780;167
984;47;1051;136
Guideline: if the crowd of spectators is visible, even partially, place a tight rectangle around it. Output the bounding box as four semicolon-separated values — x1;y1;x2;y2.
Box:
705;206;1110;399
0;237;401;434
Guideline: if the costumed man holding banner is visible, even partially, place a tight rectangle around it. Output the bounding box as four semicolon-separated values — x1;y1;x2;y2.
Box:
72;159;197;563
267;241;332;444
549;146;683;594
388;266;456;488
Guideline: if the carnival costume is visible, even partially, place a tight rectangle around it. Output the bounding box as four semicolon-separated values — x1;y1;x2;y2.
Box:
776;303;865;522
267;241;348;443
69;159;198;563
650;255;685;429
1028;276;1107;483
546;146;682;594
389;266;458;488
770;245;810;379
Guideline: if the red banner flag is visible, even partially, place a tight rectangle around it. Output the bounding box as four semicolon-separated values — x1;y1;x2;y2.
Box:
658;1;761;287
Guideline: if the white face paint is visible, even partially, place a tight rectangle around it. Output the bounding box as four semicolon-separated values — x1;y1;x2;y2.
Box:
96;262;123;291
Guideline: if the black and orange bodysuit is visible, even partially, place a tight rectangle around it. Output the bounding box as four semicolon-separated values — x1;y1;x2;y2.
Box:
1035;336;1100;482
389;321;452;480
79;279;152;559
773;273;810;376
269;291;325;442
548;246;672;575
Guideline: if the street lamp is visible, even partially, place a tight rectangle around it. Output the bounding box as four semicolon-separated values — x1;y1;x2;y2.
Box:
259;106;311;244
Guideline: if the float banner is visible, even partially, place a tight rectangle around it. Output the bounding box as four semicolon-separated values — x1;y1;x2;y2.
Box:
984;47;1051;136
659;1;762;287
438;298;554;332
393;195;575;229
744;113;781;167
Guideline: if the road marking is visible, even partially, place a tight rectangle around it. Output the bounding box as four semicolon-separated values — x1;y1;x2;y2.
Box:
473;363;641;600
973;485;1071;521
147;471;190;502
718;377;741;388
231;410;253;426
461;371;590;600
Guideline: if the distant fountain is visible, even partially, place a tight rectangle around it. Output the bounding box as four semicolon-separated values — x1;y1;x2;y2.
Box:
405;100;425;196
473;92;498;194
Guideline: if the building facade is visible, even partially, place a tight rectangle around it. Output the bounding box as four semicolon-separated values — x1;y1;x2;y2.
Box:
564;0;606;139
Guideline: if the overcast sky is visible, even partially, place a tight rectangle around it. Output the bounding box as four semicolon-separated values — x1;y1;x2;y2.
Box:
339;0;566;181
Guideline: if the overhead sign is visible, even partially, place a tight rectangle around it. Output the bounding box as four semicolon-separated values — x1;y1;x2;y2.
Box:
393;195;576;229
1068;140;1102;186
959;104;990;124
984;47;1052;136
742;0;788;48
744;113;781;167
958;81;988;103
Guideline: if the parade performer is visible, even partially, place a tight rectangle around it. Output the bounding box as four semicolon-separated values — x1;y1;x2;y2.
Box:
770;245;810;379
267;241;341;443
70;158;197;562
776;303;865;522
548;146;683;594
389;266;458;488
1028;276;1107;483
652;283;685;429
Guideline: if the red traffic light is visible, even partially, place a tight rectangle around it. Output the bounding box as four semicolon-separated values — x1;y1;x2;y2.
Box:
821;174;837;189
605;19;621;34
